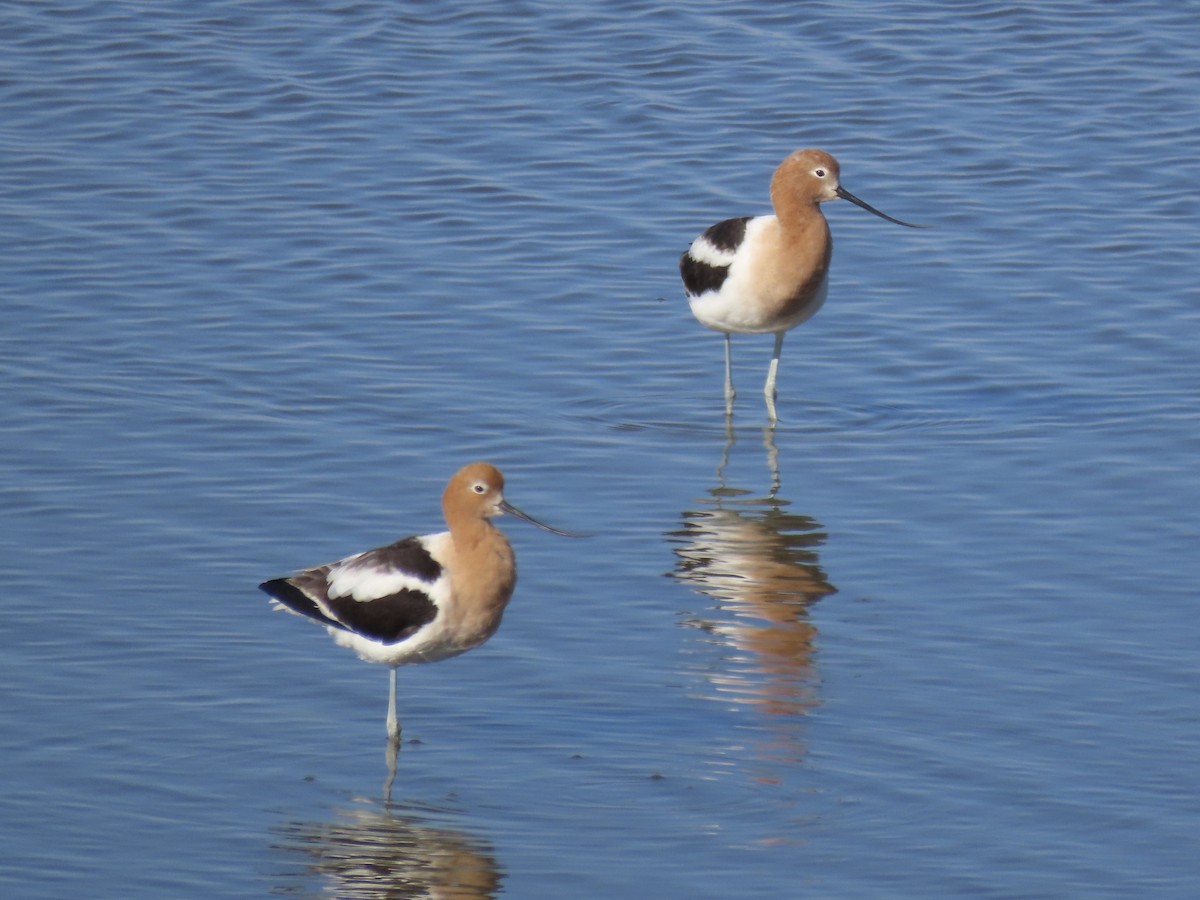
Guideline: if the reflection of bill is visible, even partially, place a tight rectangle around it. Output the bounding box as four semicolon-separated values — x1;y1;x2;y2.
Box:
273;803;503;899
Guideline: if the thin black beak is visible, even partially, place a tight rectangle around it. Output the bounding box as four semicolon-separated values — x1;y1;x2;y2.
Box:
835;185;927;228
501;500;587;537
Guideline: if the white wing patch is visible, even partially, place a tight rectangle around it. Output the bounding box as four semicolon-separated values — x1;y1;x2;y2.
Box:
687;233;738;269
325;532;449;603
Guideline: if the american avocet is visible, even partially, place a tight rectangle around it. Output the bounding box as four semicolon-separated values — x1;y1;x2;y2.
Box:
259;461;577;743
680;148;924;420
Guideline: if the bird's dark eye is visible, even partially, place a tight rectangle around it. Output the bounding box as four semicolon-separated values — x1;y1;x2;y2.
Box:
815;168;826;178
473;483;486;494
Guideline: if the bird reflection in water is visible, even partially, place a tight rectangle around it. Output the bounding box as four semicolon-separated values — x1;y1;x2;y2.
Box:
668;423;836;764
273;802;503;899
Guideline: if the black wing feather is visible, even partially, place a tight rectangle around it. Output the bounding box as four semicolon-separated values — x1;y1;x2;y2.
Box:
680;216;749;297
260;536;443;644
352;536;443;582
322;589;438;644
260;577;345;629
699;216;750;253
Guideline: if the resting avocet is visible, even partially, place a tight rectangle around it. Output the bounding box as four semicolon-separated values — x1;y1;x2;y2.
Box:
259;462;577;742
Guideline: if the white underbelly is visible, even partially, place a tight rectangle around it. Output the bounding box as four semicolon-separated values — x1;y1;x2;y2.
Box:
689;276;828;335
330;622;469;666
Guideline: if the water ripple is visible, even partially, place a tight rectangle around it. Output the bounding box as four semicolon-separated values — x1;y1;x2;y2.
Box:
3;1;1198;897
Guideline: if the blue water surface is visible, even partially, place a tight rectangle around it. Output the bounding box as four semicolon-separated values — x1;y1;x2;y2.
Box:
2;1;1198;897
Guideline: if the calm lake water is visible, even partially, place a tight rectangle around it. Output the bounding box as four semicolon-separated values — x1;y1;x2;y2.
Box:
3;1;1198;897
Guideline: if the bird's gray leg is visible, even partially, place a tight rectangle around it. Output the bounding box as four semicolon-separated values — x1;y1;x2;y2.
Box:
763;332;784;421
386;667;401;743
724;332;736;411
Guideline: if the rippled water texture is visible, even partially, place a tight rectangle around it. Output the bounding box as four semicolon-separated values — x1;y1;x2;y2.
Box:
3;1;1198;897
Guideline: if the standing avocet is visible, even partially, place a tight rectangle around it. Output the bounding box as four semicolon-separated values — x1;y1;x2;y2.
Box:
259;461;576;743
680;148;924;420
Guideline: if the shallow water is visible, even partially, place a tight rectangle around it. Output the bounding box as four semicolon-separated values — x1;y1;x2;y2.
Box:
3;1;1199;897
